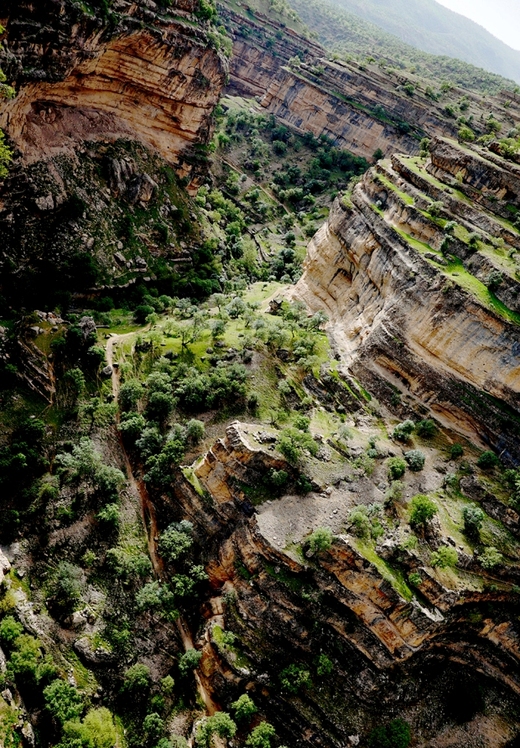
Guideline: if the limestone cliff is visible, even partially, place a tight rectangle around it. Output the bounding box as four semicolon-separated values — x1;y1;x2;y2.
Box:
294;139;520;462
0;0;227;182
219;5;520;162
160;422;520;747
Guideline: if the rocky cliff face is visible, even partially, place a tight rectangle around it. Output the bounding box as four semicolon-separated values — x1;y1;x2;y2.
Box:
294;138;520;462
0;0;227;308
0;0;226;181
219;6;520;162
160;422;520;747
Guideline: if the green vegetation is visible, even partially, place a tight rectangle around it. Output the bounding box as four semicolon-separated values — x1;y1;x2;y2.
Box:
368;718;411;748
409;494;437;528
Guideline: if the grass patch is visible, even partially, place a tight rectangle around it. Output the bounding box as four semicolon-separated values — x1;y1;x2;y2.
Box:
353;540;413;601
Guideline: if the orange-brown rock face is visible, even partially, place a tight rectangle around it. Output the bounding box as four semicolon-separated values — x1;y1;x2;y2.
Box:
294;139;520;461
220;7;468;161
0;0;227;185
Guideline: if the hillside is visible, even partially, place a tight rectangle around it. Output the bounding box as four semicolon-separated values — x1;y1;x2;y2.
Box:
289;0;519;95
1;1;520;748
319;0;520;84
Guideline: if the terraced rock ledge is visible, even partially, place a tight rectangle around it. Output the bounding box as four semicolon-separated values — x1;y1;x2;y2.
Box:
294;137;520;462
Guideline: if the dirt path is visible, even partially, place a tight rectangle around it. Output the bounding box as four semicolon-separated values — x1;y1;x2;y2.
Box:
105;331;219;721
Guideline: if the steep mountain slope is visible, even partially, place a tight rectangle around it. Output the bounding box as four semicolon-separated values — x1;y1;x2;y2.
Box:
289;0;518;95
294;136;520;462
323;0;520;84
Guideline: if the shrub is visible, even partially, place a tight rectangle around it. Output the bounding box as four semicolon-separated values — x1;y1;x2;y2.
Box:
405;450;425;472
118;379;144;411
246;722;276;748
316;653;333;676
308;527;332;554
479;546;503;569
368;718;411;748
458;126;475;142
409;494;437;528
118;413;146;442
277;427;318;463
430;546;458;568
0;615;23;645
416;419;436;438
122;663;151;694
61;707;117;748
96;503;120;526
44;679;84;724
387;457;406;480
462;505;484;537
279;663;312;694
185;419;205;445
47;562;83;616
477;451;499;470
392;420;415;442
385;481;404;504
196;712;236;747
143;712;164;741
449;443;464;459
408;572;422;587
178;649;202;676
231;694;257;722
158;522;194;562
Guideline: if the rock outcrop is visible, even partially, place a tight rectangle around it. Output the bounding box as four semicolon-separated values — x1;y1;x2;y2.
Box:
220;5;520;161
294;138;520;462
162;423;520;747
0;0;227;184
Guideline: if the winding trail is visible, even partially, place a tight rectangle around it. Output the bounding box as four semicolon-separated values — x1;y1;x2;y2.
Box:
105;331;219;721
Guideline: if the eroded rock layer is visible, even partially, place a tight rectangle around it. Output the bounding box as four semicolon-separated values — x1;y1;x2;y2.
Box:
0;0;227;180
294;138;520;461
160;423;520;747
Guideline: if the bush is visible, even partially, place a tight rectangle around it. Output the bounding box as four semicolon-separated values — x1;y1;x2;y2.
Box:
385;481;404;505
430;546;458;568
387;457;406;480
279;663;311;694
449;443;464;459
246;722;276;748
408;572;422;587
158;522;193;562
477;451;499;470
316;653;333;676
118;379;144;411
392;420;415;442
44;679;84;724
143;712;164;741
196;712;236;747
231;694;257;722
178;649;202;676
185;419;205;445
368;718;411;748
416;419;436;438
409;494;437;528
307;527;332;554
47;562;83;616
0;615;23;645
61;707;117;748
122;663;151;694
462;505;484;537
277;427;318;463
479;546;503;569
405;450;425;472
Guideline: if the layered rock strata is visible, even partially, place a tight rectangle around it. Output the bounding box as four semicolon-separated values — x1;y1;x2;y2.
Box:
0;0;227;182
294;138;520;461
220;5;520;161
161;423;520;747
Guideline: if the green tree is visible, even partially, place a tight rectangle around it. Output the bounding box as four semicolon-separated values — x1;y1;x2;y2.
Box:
119;379;144;411
178;649;202;676
479;546;503;569
44;680;84;724
279;663;311;694
409;495;437;529
477;451;499;470
158;522;194;562
308;527;333;554
430;546;458;568
60;707;117;748
122;663;151;694
246;722;276;748
462;505;484;538
387;457;406;480
392;420;415;442
368;718;411;748
405;450;425;472
196;712;236;747
231;694;257;722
